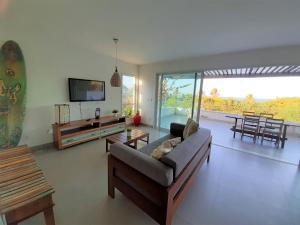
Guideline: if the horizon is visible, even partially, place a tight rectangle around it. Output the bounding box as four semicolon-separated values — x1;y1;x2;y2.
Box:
167;76;300;99
203;77;300;99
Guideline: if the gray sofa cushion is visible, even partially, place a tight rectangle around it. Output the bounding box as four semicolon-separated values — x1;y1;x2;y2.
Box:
161;127;211;178
140;134;174;155
110;143;174;187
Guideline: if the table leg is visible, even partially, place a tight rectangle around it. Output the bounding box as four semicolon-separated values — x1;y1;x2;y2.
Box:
281;125;288;149
146;134;149;144
233;118;237;138
134;140;137;149
106;139;108;152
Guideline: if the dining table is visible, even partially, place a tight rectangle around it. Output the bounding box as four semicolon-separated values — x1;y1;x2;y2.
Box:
225;115;300;148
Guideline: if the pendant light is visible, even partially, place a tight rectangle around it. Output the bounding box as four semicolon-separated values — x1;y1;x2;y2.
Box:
110;38;121;87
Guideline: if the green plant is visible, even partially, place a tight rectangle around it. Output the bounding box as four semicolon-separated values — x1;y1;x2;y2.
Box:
127;127;132;132
200;88;300;123
123;107;133;117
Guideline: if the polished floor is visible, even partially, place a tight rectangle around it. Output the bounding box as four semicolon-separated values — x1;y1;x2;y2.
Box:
21;127;300;225
161;114;300;164
199;118;300;165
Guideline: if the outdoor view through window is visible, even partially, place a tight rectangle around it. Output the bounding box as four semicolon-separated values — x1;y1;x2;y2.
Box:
159;75;300;129
122;75;136;117
202;77;300;123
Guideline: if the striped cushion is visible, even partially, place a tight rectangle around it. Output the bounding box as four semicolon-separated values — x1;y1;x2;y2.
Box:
0;146;54;214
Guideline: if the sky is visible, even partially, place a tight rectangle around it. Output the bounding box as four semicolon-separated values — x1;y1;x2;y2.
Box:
166;76;300;99
122;75;135;89
203;77;300;99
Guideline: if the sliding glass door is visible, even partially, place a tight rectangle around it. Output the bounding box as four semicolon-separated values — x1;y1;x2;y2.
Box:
156;73;203;129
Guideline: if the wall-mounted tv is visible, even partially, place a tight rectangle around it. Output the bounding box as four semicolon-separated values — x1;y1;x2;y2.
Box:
68;78;105;102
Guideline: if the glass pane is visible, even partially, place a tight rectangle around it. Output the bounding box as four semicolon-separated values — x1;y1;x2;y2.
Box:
201;76;300;123
159;73;196;129
122;75;135;117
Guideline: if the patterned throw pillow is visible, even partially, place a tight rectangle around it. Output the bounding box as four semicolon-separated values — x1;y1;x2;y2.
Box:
183;118;192;139
186;119;199;137
151;137;181;160
183;118;199;139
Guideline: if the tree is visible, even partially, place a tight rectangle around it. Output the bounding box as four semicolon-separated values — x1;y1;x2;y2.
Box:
181;94;193;109
210;88;219;98
161;77;191;105
245;94;255;106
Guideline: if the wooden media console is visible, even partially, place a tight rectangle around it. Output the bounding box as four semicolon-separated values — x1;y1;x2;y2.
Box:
52;115;126;150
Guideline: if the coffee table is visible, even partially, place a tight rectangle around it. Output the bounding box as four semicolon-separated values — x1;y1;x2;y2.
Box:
106;129;149;152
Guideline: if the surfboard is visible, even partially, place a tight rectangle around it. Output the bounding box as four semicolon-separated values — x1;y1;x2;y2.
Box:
0;40;26;148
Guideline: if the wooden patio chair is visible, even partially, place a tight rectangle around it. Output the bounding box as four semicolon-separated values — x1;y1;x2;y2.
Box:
259;113;274;133
259;113;274;119
242;111;255;116
261;118;284;148
238;111;256;130
241;114;261;143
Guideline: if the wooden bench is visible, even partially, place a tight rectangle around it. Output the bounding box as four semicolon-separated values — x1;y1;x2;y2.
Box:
0;146;55;225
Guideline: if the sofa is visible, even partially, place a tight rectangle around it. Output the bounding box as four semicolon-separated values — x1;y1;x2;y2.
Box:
108;123;212;225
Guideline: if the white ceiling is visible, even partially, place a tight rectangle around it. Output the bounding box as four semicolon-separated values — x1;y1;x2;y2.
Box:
2;0;300;64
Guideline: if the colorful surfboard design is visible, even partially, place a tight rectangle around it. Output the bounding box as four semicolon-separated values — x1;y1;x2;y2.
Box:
0;40;26;148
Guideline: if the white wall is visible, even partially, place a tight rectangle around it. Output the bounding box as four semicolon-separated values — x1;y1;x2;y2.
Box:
139;46;300;126
1;29;137;147
7;40;137;147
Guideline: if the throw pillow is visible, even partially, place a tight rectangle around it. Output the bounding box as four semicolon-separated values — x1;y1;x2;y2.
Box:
183;118;192;139
163;137;181;148
183;118;198;139
186;119;198;137
151;137;181;160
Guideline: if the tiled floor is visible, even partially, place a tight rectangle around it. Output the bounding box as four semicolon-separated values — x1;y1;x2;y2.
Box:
21;126;300;225
199;118;300;165
161;114;300;164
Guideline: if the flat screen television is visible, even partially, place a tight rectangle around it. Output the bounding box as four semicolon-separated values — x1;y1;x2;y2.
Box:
68;78;105;102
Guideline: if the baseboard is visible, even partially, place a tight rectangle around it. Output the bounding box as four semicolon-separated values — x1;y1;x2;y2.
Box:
31;142;53;151
140;123;154;128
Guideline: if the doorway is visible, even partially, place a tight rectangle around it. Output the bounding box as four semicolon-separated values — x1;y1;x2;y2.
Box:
156;72;203;129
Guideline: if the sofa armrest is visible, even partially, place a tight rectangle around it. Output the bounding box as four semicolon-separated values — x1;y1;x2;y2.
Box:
109;143;173;187
170;123;185;138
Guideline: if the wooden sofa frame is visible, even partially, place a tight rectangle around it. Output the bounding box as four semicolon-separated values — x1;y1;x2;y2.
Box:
108;136;212;225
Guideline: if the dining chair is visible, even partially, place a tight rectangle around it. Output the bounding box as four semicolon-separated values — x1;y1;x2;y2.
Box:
259;113;274;119
239;111;256;130
242;111;255;116
261;118;284;148
259;113;274;133
241;114;261;143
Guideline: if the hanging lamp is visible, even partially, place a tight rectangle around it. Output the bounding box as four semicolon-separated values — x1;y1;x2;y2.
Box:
110;38;121;87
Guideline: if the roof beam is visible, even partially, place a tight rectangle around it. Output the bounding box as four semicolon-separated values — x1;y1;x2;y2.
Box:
203;65;300;78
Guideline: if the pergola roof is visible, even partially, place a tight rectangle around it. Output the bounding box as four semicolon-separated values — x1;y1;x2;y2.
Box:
203;65;300;78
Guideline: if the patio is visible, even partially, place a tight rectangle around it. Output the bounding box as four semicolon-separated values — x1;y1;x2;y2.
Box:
160;112;300;165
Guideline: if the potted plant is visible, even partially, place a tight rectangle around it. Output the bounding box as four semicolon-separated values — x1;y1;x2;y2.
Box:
124;107;133;125
133;111;141;126
112;109;119;117
127;127;132;137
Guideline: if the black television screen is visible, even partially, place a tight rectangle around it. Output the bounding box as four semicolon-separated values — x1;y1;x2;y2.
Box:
68;78;105;102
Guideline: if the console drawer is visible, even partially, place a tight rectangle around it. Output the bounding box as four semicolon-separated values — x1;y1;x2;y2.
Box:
62;130;101;146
